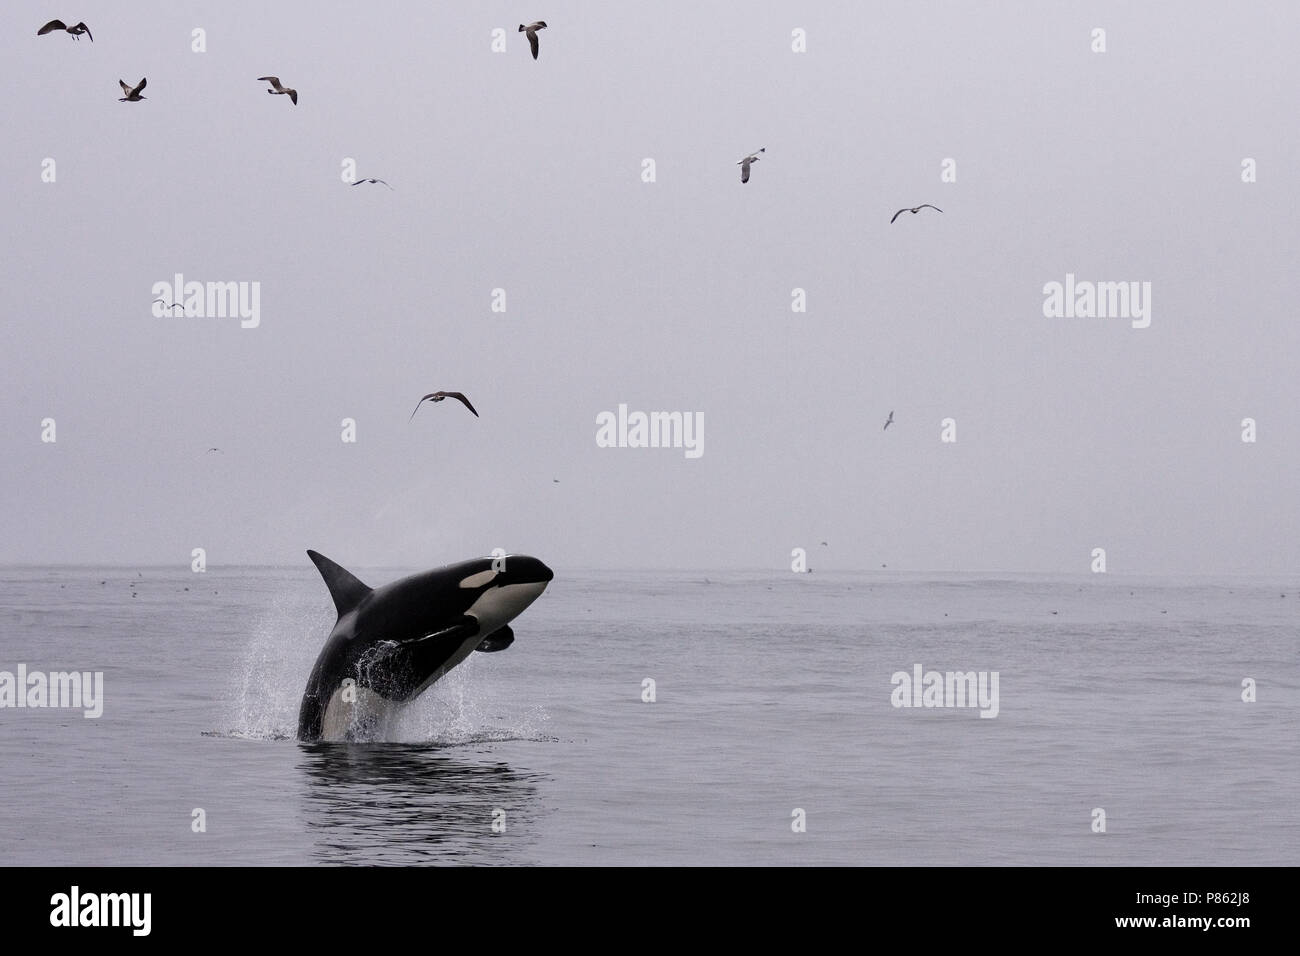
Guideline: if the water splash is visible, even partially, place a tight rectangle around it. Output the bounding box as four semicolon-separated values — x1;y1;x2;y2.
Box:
392;656;552;745
225;589;328;740
223;596;550;744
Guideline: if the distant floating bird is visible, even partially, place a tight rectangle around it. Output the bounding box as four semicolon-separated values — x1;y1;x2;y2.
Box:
519;21;547;60
38;19;92;41
118;77;146;102
351;178;392;190
206;448;222;454
890;204;942;223
553;479;560;483
408;391;479;421
738;148;765;184
257;76;297;105
820;541;828;546
883;410;894;431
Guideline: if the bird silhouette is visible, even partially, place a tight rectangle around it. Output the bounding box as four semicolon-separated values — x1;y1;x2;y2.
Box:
257;76;297;105
409;391;479;421
38;20;92;41
890;204;942;223
118;77;146;102
519;21;547;60
738;148;765;184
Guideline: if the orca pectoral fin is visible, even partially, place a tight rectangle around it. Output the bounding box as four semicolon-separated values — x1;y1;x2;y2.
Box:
475;625;514;653
419;619;480;644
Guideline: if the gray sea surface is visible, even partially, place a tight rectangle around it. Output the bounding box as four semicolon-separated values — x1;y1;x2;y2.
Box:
0;565;1295;865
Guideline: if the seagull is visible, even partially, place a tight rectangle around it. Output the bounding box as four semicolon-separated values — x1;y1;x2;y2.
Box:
890;204;942;223
257;76;297;105
409;391;479;421
738;148;765;184
153;297;183;312
118;77;146;102
883;411;894;431
38;19;92;41
351;178;393;190
519;21;547;60
206;448;222;454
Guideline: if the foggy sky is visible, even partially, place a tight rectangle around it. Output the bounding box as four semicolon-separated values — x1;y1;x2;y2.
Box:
3;1;1298;574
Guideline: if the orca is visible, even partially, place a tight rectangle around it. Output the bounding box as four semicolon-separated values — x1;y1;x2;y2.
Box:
297;550;553;741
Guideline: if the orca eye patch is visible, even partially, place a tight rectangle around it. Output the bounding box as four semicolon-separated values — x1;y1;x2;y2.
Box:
458;569;498;589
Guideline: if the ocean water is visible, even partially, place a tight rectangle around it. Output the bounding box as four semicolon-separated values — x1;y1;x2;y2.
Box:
0;565;1295;866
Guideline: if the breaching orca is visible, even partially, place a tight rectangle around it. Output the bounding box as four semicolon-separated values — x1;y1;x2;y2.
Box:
297;550;553;741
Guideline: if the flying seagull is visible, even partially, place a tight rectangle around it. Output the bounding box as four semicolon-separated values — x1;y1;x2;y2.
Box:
206;447;222;454
351;178;393;190
153;297;183;312
257;76;297;105
38;19;92;41
118;77;146;102
409;391;479;421
890;204;942;223
519;21;547;60
738;148;765;184
883;411;894;431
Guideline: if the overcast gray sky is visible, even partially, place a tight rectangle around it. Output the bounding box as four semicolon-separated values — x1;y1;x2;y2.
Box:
3;1;1297;573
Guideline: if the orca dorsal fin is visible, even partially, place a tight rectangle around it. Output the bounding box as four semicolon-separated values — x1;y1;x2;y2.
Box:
306;550;372;617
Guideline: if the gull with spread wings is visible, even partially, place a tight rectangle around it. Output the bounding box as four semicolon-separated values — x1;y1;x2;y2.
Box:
38;20;92;41
738;148;765;184
118;77;146;102
519;21;547;60
890;204;942;223
257;76;298;105
409;391;479;421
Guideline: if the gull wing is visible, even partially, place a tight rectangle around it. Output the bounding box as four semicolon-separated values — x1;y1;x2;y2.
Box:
445;392;479;417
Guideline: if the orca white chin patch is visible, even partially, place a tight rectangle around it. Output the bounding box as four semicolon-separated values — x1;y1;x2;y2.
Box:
458;569;499;589
466;580;549;636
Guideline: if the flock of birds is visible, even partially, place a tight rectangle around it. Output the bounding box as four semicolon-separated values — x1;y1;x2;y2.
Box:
40;15;930;432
